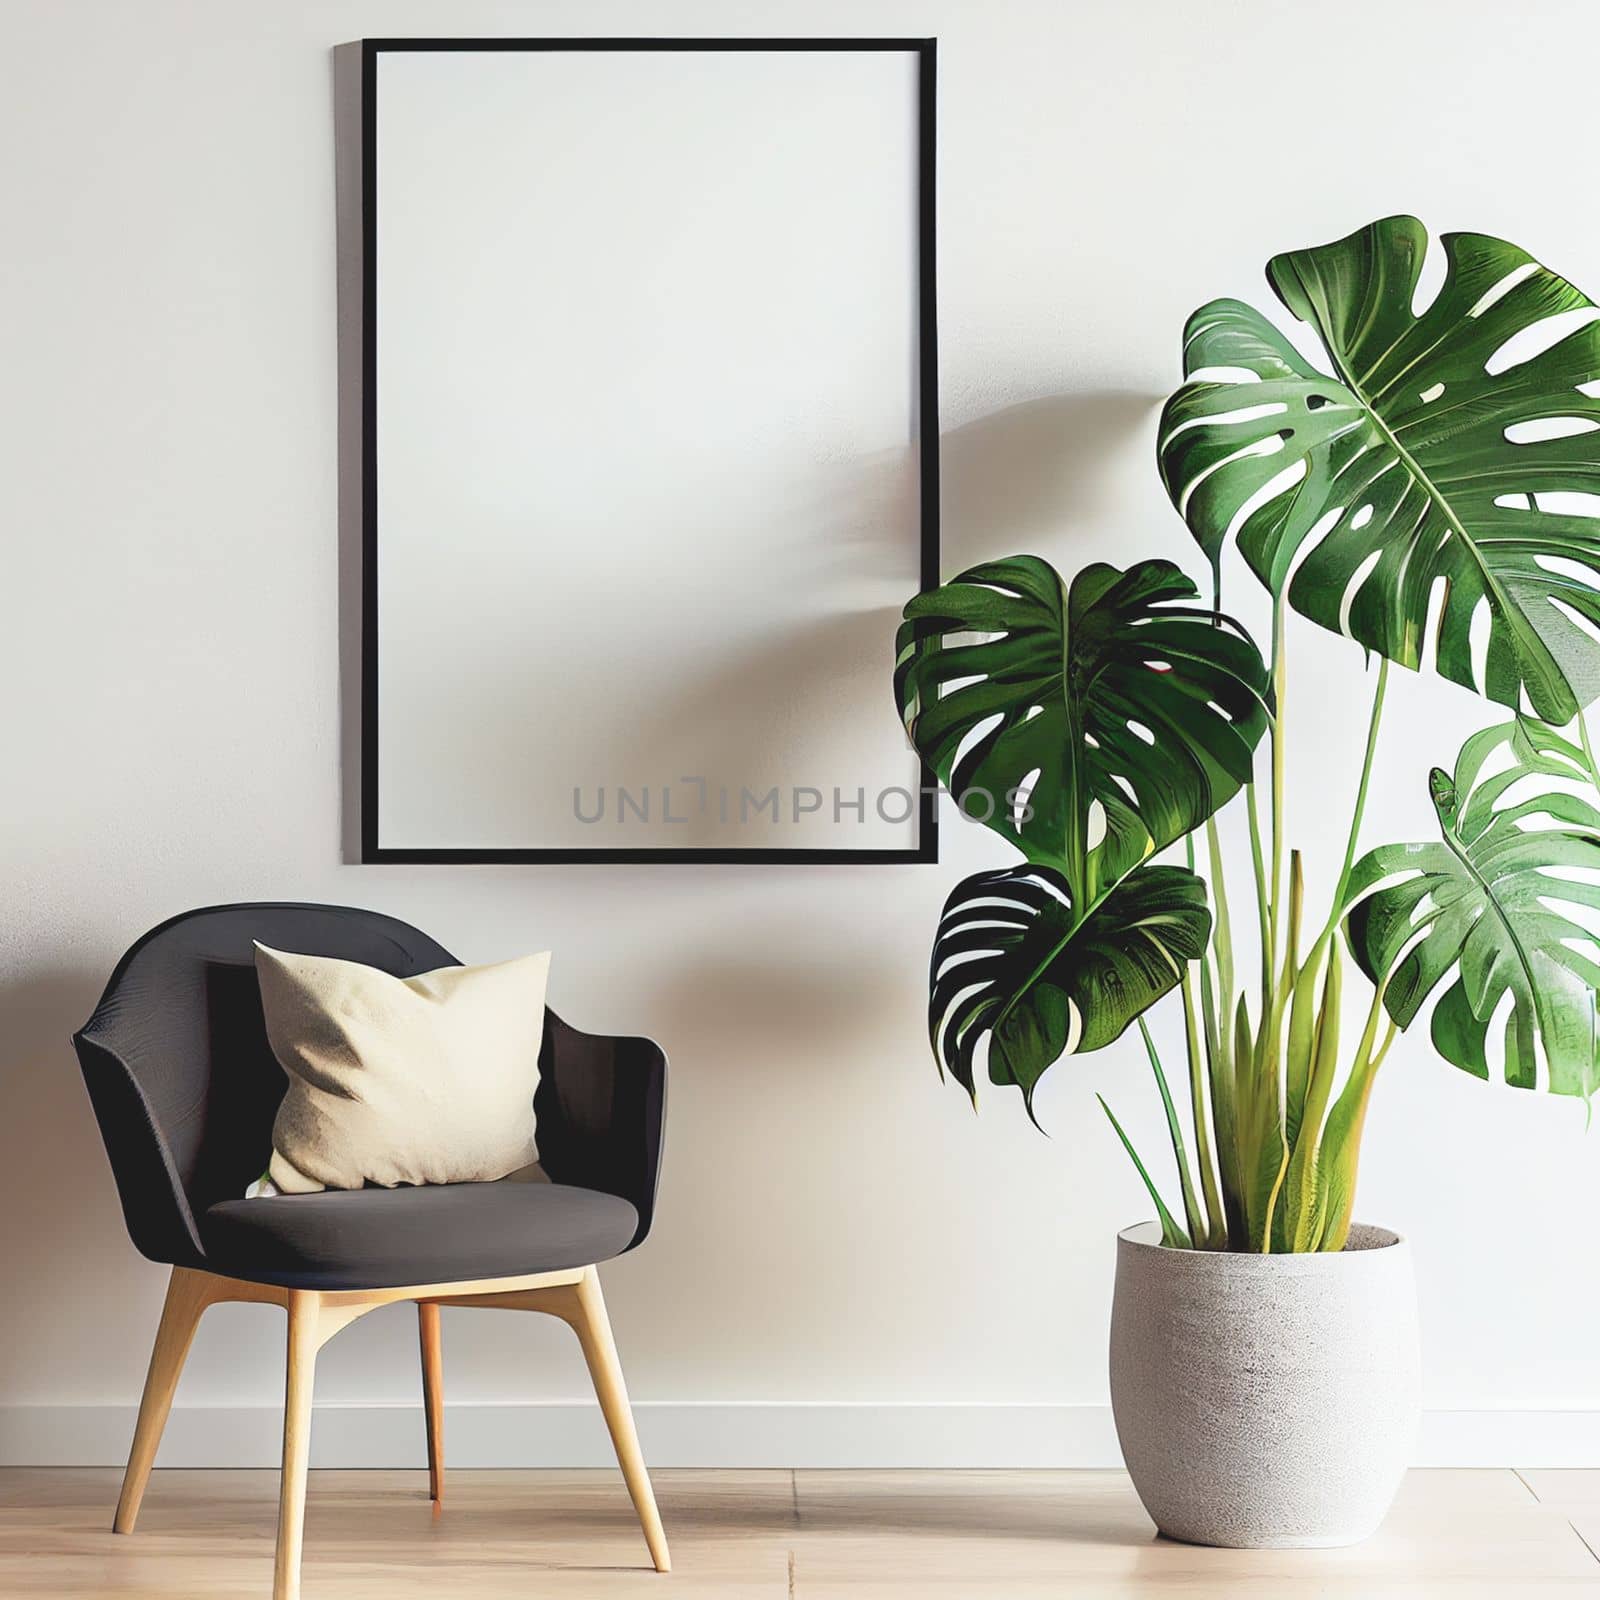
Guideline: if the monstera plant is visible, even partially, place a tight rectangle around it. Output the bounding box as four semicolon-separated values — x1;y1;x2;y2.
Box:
897;216;1600;1253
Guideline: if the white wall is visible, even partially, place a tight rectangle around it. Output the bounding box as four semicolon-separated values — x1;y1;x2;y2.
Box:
6;0;1600;1467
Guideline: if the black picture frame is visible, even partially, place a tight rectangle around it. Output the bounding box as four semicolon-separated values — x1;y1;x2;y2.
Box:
360;37;939;865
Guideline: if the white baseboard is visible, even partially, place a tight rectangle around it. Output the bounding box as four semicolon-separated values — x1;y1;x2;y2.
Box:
4;1403;1600;1470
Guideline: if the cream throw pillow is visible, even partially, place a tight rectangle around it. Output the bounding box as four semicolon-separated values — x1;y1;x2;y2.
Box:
253;943;550;1195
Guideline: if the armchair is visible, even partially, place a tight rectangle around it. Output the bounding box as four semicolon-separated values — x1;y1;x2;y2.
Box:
72;902;669;1600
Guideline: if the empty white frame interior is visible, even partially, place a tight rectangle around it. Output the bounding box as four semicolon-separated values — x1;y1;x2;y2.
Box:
371;46;926;853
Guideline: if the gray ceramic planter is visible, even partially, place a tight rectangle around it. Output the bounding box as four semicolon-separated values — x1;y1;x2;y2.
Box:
1109;1221;1420;1548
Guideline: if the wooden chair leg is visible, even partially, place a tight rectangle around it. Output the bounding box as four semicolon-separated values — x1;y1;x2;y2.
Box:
274;1290;322;1600
114;1267;216;1534
564;1268;670;1573
418;1301;444;1503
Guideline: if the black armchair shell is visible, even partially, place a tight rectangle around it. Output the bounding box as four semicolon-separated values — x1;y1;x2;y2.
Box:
73;902;667;1277
72;902;672;1597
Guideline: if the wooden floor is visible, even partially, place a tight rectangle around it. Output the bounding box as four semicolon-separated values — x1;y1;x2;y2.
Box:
6;1467;1600;1597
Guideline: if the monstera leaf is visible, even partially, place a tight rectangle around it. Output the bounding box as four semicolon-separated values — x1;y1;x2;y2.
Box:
929;862;1211;1107
896;557;1269;893
1344;718;1600;1097
1158;216;1600;724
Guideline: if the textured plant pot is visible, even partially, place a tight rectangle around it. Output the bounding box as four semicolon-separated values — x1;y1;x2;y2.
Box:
1109;1221;1420;1548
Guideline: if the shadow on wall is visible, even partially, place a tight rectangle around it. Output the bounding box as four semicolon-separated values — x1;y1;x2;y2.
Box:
0;969;135;1393
615;393;1160;848
332;41;363;863
565;393;1163;847
940;389;1158;569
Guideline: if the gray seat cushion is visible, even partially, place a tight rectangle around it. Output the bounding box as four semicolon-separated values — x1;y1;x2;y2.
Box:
202;1180;639;1290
